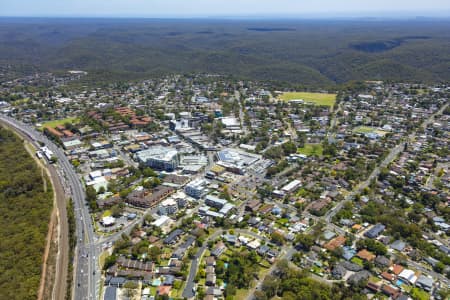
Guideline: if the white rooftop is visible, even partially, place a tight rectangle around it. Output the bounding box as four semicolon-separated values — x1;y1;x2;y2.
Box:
102;216;116;226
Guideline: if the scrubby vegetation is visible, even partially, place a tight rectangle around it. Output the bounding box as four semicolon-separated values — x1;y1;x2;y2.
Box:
0;127;53;300
0;20;449;86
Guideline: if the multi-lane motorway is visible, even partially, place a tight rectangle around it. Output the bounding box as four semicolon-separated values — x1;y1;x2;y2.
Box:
0;115;100;300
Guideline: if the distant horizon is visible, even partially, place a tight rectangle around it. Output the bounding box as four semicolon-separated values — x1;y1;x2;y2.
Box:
1;0;450;19
1;12;450;21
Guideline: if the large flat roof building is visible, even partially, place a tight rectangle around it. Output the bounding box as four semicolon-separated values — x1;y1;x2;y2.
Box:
179;154;208;174
205;195;228;209
136;146;179;171
216;148;261;174
281;179;302;194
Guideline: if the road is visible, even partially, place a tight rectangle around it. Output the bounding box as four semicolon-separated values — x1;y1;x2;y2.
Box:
0;115;100;300
324;140;405;223
182;229;268;299
182;230;223;299
247;102;450;298
235;90;249;135
325;102;449;223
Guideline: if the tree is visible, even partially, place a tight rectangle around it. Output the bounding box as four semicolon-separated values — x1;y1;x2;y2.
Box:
282;141;297;155
216;260;225;275
261;275;280;298
433;261;445;274
224;284;236;297
110;204;123;217
291;252;303;266
86;185;97;202
103;254;117;270
196;287;206;300
271;231;286;246
356;239;387;256
254;291;268;300
97;186;106;194
295;233;315;250
221;185;231;201
148;246;162;262
86;185;98;210
123;281;138;298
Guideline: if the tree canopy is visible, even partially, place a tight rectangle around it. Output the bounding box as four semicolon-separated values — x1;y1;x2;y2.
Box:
0;127;53;300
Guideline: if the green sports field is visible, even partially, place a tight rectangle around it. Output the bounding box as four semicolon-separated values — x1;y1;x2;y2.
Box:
40;117;79;129
353;126;387;136
278;92;336;106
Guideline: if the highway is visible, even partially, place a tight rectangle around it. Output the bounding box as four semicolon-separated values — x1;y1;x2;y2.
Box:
1;101;446;299
0;115;100;300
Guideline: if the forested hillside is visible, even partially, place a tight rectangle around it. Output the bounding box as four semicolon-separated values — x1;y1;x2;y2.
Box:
0;18;449;85
0;126;53;300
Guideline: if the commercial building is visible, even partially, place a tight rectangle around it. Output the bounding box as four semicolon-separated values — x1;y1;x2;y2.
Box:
152;215;171;228
179;155;208;174
281;179;302;194
136;146;179;171
62;139;83;150
185;178;209;199
220;117;242;134
101;216;116;227
216;148;261;174
158;198;178;215
126;186;175;208
205;195;227;209
219;203;235;215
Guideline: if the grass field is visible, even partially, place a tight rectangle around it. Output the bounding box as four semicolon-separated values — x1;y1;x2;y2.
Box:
11;98;30;106
41;117;79;129
297;143;323;156
353;126;387;136
278;92;336;106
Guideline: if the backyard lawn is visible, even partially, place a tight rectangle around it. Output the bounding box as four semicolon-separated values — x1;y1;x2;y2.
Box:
351;257;364;267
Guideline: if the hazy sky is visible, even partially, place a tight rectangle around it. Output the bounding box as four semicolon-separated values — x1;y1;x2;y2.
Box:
1;0;450;17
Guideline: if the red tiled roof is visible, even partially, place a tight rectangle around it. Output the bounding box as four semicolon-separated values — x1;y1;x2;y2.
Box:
357;249;376;261
158;286;171;295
